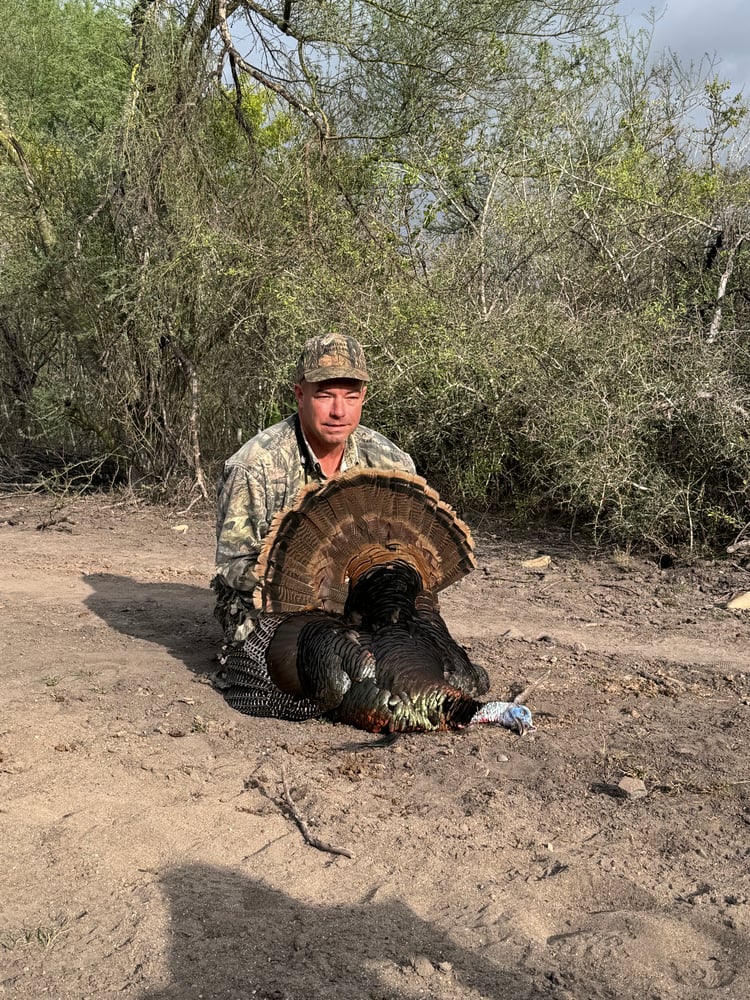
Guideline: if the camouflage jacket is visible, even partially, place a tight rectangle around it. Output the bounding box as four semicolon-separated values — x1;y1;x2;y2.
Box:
212;414;415;638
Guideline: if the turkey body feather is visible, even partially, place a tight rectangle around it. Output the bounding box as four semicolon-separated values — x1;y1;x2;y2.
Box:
222;469;534;735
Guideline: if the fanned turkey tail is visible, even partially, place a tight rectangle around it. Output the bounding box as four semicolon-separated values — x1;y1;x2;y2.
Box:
253;468;476;615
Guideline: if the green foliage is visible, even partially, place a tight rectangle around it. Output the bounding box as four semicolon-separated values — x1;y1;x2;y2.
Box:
1;0;750;550
0;0;129;140
508;314;750;547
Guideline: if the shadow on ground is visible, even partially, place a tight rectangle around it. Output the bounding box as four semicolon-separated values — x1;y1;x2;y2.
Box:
140;863;546;1000
83;572;221;675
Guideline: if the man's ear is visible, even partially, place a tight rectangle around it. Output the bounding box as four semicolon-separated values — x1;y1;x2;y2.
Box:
293;382;304;405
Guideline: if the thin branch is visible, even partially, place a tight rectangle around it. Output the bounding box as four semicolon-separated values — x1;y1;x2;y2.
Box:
560;167;722;234
217;2;330;139
164;336;209;500
226;50;257;145
514;670;551;705
0;121;57;254
707;234;748;344
176;493;205;516
74;179;121;257
244;770;353;858
280;766;353;858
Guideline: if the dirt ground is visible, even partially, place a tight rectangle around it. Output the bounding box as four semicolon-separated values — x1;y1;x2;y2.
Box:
1;490;749;1000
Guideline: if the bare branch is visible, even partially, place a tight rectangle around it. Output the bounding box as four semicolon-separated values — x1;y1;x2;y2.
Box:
707;234;748;344
217;2;330;139
0;101;57;254
165;337;209;501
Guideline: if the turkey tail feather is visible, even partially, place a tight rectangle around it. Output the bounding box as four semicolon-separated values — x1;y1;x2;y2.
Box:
254;469;475;614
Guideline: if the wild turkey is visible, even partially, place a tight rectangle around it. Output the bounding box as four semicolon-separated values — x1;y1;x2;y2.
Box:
220;469;534;735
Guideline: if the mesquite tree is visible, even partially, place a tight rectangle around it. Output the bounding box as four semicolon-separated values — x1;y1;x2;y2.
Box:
2;1;749;547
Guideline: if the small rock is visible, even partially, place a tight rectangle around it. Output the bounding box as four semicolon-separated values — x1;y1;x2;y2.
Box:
410;955;434;978
522;555;552;570
618;776;647;799
726;591;750;610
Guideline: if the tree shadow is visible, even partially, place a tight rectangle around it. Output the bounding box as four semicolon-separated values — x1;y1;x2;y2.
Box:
83;572;221;676
140;863;546;1000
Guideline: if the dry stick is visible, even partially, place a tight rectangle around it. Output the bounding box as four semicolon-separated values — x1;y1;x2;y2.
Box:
595;581;645;598
176;493;204;516
636;669;685;691
244;772;352;857
514;669;551;705
280;767;353;859
707;233;748;344
36;515;75;531
166;337;209;501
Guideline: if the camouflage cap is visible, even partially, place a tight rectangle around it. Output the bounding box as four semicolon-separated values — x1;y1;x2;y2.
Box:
294;333;369;384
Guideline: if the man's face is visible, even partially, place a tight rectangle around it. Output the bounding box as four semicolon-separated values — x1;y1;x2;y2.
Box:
294;378;367;453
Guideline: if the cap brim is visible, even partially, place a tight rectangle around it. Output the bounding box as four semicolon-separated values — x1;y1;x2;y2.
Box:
304;366;369;382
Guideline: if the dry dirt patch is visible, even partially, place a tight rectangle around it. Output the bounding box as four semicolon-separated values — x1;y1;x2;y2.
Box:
1;493;748;1000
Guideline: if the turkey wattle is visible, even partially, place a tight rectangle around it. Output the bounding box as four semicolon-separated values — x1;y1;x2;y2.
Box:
220;469;535;735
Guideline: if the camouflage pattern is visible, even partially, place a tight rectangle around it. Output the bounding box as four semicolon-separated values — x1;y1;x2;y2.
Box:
294;333;369;384
212;414;415;641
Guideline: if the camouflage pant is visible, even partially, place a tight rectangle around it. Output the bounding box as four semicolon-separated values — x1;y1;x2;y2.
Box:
210;574;258;644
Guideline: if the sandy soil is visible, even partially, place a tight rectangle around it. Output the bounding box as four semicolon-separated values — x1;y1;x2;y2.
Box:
1;491;749;1000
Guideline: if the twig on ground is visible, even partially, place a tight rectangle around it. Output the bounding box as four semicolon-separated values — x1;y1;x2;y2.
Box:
36;514;75;531
280;766;353;859
637;669;686;692
596;582;645;598
514;670;551;705
244;769;353;859
176;494;205;516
